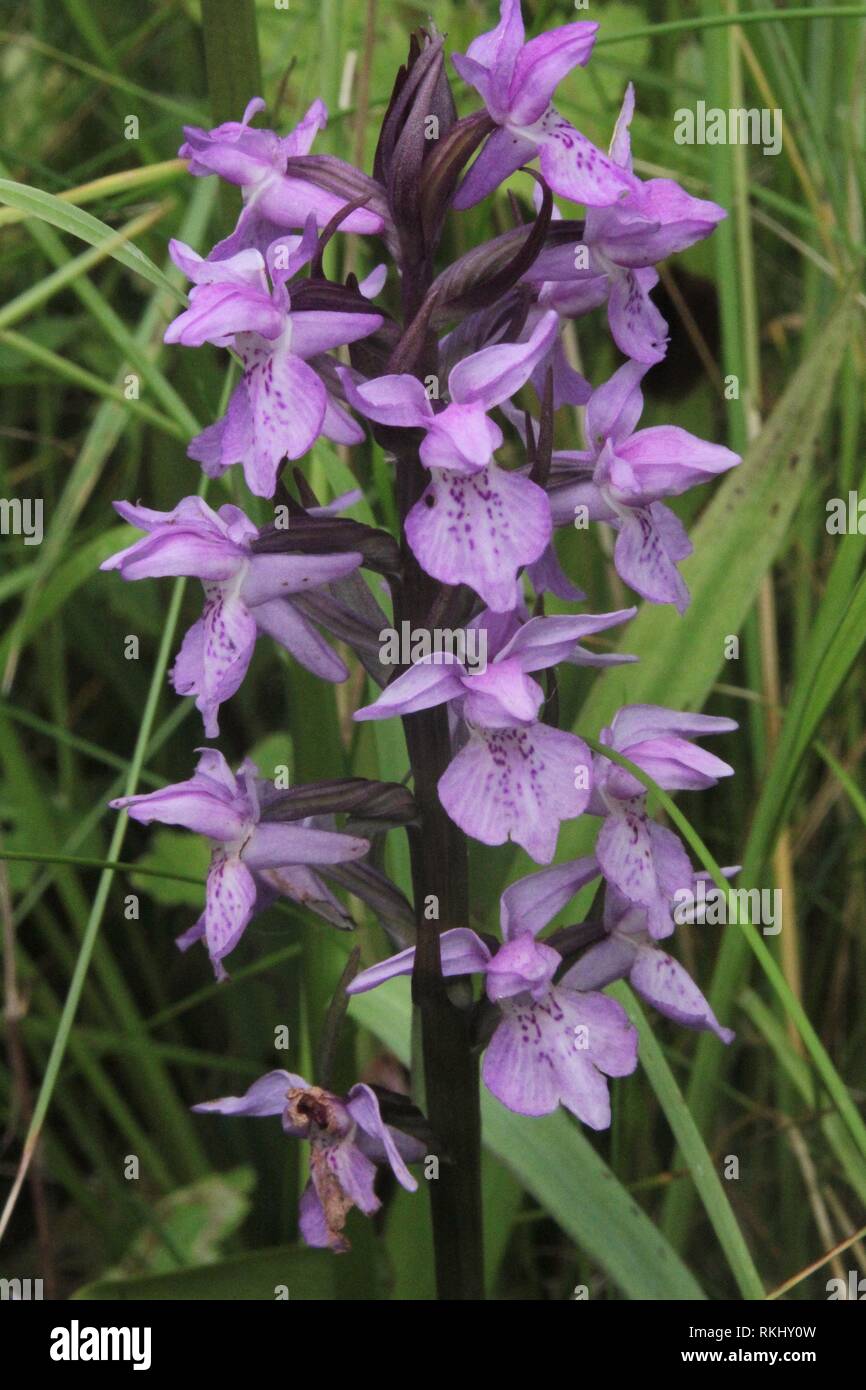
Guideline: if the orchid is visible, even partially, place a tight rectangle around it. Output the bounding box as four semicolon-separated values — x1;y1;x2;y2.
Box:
102;496;363;737
452;0;632;210
164;223;383;497
97;3;746;1301
180;97;384;260
589;704;737;939
193;1071;423;1251
348;861;638;1127
354;607;635;862
546;358;740;611
563;878;735;1044
340;310;563;611
527;84;726;363
111;749;368;979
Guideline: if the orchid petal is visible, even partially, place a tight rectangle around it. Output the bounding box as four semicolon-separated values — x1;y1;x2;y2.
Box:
405;464;551;613
354;654;466;721
243;822;368;870
192;1069;306;1117
607;266;669;363
508;22;599;125
500;856;600;940
452;126;537;210
346;1084;418;1192
629;946;735;1042
253;599;349;682
439;723;591;863
346;928;492;996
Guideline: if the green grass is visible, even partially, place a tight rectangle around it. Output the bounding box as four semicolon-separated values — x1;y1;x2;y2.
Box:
0;0;864;1300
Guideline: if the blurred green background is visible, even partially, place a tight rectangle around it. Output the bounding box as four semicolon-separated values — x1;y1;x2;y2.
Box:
0;0;865;1300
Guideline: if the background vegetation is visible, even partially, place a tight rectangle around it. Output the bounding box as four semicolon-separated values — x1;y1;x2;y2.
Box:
0;0;864;1300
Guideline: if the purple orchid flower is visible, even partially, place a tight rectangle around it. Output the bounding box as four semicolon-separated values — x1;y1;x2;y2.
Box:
339;310;562;612
547;358;740;611
451;0;632;211
180;97;384;261
111;749;368;979
355;607;635;863
527;84;726;363
562;876;735;1043
589;704;737;939
193;1070;422;1251
348;860;638;1127
164;222;383;497
101;496;363;737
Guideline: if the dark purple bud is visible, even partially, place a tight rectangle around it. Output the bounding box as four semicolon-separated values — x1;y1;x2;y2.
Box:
374;28;456;244
418;110;495;252
287;277;392;323
428;206;587;327
322;860;416;948
528;367;554;489
252;506;401;577
293;588;389;689
282;154;394;247
262;777;416;828
437;290;534;378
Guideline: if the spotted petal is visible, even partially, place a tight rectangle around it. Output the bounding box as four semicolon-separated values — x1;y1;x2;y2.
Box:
439;722;591;863
171;585;258;738
607;266;669;363
240;342;327;495
203;850;258;977
595;810;693;939
482;985;637;1126
405;464;551;613
629;946;735;1043
533;108;633;208
613;502;692;613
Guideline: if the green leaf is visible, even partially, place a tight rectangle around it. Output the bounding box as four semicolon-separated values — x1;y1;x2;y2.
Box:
132;830;211;909
0;527;132;668
610;984;764;1299
350;980;706;1300
0;178;182;300
73;1245;338;1301
107;1169;256;1278
246;733;295;787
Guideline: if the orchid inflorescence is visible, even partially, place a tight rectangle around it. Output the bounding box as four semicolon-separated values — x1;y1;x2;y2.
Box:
105;1;741;1260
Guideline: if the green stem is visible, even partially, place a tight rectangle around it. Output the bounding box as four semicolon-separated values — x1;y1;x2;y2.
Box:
595;7;866;47
201;0;263;234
